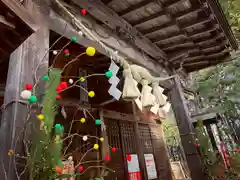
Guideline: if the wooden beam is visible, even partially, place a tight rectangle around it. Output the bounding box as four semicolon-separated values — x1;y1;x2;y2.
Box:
131;11;166;27
72;0;168;60
142;21;175;36
169;52;188;62
202;43;226;54
181;17;213;30
118;0;179;17
49;11;171;88
151;25;216;44
169;76;207;180
162;42;194;51
189;26;218;38
185;49;229;62
197;33;225;46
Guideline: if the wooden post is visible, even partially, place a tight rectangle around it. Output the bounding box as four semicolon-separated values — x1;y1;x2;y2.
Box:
169;76;206;180
0;27;49;179
132;101;148;180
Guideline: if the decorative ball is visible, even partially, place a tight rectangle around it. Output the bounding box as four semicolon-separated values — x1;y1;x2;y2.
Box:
80;118;86;123
28;95;38;103
56;86;62;92
79;165;84;172
25;84;33;90
95;119;101;125
93;144;99;150
82;135;88;141
126;154;131;161
112;147;117;153
20;90;32;99
68;156;73;161
37;114;44;121
234;148;238;153
79;77;85;82
60;82;68;89
86;47;96;56
105;154;111;161
53;50;58;55
56;95;61;99
43;75;49;81
81;9;87;15
56;166;63;173
105;71;113;78
88;91;95;98
65;53;70;57
72;36;77;42
78;31;83;36
100;137;104;142
64;49;69;54
55;124;64;134
69;79;74;84
195;143;199;147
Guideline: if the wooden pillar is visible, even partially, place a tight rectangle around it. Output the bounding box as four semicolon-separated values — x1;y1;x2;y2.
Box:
169;76;206;180
0;27;49;179
132;102;148;180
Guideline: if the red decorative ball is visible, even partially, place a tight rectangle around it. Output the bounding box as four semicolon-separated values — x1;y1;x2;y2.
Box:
126;154;131;161
56;95;61;99
25;84;33;90
234;148;238;152
60;82;68;89
64;49;69;54
56;86;62;92
112;147;117;153
79;165;84;172
105;154;111;161
81;9;87;15
195;143;199;147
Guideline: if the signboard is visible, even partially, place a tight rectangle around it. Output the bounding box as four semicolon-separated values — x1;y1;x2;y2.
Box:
126;154;141;180
171;161;185;180
144;154;157;179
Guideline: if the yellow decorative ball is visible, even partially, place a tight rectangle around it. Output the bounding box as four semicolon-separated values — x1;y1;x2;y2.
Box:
100;137;104;142
79;77;85;82
88;91;95;98
37;114;44;121
80;118;86;123
93;144;99;150
86;47;96;56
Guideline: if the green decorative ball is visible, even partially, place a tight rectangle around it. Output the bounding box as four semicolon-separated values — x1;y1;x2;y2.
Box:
28;96;38;103
65;53;70;57
95;119;101;125
105;71;113;78
72;36;77;42
43;75;49;81
55;124;64;134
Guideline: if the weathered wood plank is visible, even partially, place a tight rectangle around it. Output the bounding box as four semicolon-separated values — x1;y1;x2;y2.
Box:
0;27;49;179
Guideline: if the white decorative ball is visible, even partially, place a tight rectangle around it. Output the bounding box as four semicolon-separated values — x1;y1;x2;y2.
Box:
83;135;88;141
68;156;73;161
20;90;32;99
68;79;74;84
78;31;83;36
53;50;58;55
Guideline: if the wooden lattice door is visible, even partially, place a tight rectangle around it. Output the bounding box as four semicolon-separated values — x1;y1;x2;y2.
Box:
105;119;139;180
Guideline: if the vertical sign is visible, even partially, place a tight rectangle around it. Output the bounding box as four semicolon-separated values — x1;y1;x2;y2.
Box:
144;154;157;179
126;154;141;180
